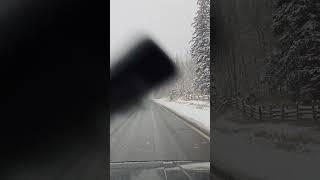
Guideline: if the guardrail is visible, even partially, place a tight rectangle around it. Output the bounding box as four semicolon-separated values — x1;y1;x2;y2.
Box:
230;97;320;123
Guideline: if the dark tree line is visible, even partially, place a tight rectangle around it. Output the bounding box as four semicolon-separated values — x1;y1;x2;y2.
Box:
214;0;320;103
266;0;320;101
215;0;274;99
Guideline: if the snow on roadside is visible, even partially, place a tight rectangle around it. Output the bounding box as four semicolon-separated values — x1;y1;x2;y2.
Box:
213;109;320;180
153;98;210;134
214;114;320;152
214;130;320;180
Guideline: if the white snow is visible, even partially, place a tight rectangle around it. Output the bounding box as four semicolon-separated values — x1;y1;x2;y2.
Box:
213;113;320;180
180;162;210;171
153;98;210;134
214;131;320;180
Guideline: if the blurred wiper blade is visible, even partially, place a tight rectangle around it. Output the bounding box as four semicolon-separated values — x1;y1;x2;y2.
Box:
110;37;176;114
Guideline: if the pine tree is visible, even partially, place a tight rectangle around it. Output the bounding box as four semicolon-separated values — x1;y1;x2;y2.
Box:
267;0;320;100
191;0;210;95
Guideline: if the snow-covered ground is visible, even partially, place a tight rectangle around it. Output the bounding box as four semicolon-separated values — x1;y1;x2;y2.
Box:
153;98;210;134
154;98;320;179
213;108;320;180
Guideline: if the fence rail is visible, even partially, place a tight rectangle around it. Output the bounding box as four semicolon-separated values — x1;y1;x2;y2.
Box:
230;97;320;123
185;94;210;101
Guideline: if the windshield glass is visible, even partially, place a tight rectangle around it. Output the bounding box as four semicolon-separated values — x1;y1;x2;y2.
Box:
110;0;210;164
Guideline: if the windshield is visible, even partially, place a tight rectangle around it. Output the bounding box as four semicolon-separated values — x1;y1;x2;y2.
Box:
110;1;210;180
110;0;210;170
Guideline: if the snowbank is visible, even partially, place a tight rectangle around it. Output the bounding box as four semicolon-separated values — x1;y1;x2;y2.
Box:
153;99;210;135
213;109;320;180
214;131;320;180
215;114;320;152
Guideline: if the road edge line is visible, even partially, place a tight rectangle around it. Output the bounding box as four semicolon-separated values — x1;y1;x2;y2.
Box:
154;101;210;140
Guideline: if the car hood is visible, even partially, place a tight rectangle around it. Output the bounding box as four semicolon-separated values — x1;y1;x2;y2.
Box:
110;161;210;180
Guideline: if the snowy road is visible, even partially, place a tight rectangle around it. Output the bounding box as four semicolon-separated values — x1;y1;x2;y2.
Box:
110;100;210;162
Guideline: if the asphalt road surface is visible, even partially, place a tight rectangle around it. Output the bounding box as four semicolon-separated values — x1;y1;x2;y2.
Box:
110;100;210;162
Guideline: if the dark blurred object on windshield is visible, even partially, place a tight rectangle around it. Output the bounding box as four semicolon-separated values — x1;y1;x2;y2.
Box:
110;38;176;114
0;0;106;179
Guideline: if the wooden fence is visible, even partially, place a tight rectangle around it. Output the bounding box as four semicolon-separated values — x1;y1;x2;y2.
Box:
230;97;320;123
185;94;210;101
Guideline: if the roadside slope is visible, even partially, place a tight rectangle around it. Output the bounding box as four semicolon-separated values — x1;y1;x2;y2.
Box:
153;98;210;136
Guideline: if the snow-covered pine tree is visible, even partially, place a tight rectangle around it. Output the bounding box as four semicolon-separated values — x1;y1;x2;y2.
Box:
267;0;320;100
166;54;196;99
191;0;210;95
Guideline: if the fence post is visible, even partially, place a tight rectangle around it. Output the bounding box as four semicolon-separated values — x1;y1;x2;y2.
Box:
281;104;285;121
269;105;273;121
312;100;316;123
242;100;245;114
237;98;239;109
317;100;320;123
296;102;299;121
316;100;319;122
259;106;262;121
250;105;254;118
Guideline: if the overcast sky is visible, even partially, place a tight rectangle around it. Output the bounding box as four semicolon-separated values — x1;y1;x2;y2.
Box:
110;0;197;62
